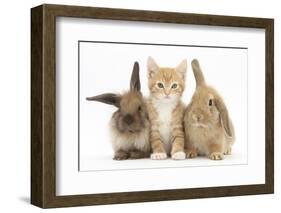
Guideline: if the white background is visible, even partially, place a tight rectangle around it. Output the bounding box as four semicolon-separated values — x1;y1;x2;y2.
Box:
0;0;279;212
57;14;263;196
79;42;248;171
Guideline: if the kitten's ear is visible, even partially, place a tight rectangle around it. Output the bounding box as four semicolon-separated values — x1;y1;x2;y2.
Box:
86;93;121;108
147;56;159;78
176;59;187;79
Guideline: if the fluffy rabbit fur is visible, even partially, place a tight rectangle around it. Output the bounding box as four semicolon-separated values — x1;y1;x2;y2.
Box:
86;62;150;160
184;59;235;160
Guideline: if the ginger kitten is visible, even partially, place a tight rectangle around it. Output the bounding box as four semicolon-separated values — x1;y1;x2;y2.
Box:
146;56;187;160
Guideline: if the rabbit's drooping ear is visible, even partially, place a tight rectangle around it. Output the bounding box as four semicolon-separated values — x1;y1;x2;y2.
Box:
86;93;121;107
147;56;159;78
191;59;206;87
215;98;232;137
130;62;141;91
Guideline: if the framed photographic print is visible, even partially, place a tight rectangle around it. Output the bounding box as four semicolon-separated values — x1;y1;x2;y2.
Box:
31;4;274;208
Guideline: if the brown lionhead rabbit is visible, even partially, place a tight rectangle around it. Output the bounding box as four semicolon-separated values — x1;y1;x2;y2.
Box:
184;59;235;160
86;62;150;160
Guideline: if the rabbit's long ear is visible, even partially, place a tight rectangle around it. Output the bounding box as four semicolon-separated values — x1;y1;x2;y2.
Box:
130;62;141;91
215;97;232;137
86;93;121;108
191;59;206;87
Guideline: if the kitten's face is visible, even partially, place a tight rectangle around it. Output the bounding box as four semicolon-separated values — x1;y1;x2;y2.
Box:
147;57;187;102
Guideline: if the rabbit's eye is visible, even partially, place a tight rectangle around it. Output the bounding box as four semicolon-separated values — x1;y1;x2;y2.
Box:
209;99;213;106
138;106;142;111
171;83;178;89
157;82;164;88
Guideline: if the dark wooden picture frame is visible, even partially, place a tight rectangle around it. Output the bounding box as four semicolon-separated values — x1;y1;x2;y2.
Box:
31;4;274;208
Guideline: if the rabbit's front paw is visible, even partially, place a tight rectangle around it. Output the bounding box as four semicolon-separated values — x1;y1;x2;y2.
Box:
209;152;224;160
150;152;167;160
224;147;232;155
172;151;186;160
129;150;149;159
113;151;129;160
185;150;198;159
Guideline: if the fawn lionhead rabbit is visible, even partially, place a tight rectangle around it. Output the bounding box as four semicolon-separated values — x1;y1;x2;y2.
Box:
86;62;150;160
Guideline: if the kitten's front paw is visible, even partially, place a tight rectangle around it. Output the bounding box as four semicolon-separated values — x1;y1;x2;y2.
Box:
209;152;224;160
172;151;186;160
151;152;167;160
186;150;198;159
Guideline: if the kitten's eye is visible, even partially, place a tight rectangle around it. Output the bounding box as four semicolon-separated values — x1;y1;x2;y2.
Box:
171;83;178;89
157;82;164;88
209;99;213;106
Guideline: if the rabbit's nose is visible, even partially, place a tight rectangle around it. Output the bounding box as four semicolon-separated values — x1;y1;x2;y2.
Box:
193;114;203;121
123;114;134;125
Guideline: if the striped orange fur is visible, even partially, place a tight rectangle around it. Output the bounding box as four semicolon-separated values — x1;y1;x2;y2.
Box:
146;57;187;160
